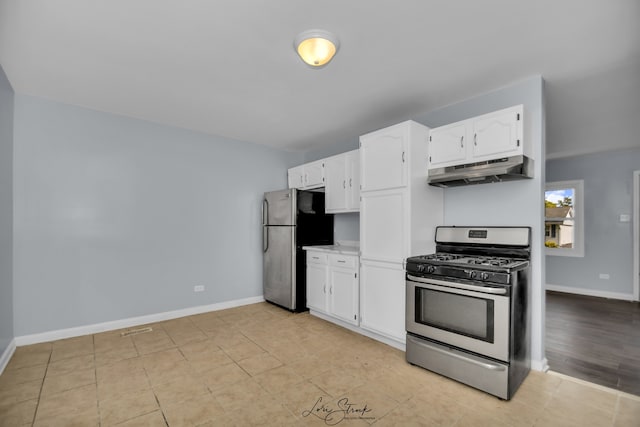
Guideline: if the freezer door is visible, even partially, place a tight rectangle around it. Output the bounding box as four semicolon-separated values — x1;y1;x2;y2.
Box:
263;225;296;309
263;189;296;226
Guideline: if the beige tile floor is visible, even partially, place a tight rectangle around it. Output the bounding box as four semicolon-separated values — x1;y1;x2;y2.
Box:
0;302;639;426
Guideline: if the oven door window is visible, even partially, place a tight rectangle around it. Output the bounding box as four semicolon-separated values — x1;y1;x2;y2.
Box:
415;287;494;343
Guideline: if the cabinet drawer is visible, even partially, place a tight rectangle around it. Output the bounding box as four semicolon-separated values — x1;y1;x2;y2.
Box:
307;252;328;265
329;254;357;269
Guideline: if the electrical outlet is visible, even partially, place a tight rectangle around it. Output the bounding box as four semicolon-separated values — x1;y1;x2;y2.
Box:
599;274;610;280
194;285;205;292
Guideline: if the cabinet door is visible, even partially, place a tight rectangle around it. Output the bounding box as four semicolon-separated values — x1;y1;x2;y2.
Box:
360;261;405;342
428;123;468;169
288;166;305;189
345;150;360;211
360;126;407;192
306;262;327;312
472;106;522;161
360;189;407;263
304;160;325;189
329;267;358;325
325;155;347;213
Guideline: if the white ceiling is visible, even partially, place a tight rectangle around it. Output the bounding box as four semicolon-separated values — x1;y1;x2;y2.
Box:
1;0;638;156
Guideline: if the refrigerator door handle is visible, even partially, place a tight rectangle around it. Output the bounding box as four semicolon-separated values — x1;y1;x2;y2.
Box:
263;226;269;253
261;199;269;226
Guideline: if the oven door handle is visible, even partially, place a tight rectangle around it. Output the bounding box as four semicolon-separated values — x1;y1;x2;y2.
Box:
407;335;506;372
406;274;507;295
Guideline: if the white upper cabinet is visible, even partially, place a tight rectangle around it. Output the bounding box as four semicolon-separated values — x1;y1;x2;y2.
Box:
428;105;524;170
288;160;325;190
325;154;347;211
346;150;360;209
360;124;408;192
325;149;360;213
287;165;305;189
359;120;441;261
304;160;325;188
428;123;468;168
472;106;522;160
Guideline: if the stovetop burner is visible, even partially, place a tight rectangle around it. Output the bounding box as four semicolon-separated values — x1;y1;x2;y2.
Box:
412;253;526;269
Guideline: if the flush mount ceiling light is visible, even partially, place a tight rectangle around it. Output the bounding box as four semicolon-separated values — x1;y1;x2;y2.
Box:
294;29;340;68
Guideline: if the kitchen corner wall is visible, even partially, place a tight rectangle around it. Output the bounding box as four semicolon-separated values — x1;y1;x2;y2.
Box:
12;95;303;336
413;76;546;369
298;78;547;367
0;64;14;357
301;78;547;368
546;148;640;298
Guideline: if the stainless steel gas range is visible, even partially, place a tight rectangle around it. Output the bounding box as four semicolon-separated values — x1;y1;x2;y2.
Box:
405;226;531;400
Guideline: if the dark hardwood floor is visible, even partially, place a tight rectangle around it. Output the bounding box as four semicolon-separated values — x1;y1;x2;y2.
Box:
545;290;640;395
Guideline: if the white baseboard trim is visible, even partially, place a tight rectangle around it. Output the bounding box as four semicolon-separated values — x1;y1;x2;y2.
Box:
531;357;549;372
547;370;640;401
357;326;406;352
546;284;635;301
15;296;265;347
309;310;406;352
0;338;17;376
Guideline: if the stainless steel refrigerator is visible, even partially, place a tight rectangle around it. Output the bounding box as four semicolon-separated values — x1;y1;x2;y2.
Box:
262;189;333;311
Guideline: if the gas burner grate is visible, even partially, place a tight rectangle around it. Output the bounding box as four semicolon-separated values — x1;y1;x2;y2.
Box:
461;257;512;266
409;253;528;271
418;253;463;262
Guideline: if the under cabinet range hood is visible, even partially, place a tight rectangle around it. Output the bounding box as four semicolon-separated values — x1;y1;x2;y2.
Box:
427;155;533;188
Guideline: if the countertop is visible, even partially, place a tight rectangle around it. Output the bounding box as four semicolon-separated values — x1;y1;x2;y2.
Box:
302;243;359;256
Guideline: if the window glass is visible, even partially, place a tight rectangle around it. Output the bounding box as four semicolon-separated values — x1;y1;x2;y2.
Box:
545;180;584;257
545;188;575;249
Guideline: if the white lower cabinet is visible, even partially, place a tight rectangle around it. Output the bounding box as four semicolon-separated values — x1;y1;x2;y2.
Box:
306;261;328;312
329;263;359;325
359;260;406;342
306;251;359;326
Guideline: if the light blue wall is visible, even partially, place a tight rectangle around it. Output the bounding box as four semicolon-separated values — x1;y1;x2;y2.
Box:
413;76;547;366
304;139;360;241
12;95;303;336
546;149;640;296
0;65;14;356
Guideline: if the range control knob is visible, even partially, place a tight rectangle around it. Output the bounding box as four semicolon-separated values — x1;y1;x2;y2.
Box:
469;270;477;279
417;265;425;272
481;272;490;281
427;265;436;274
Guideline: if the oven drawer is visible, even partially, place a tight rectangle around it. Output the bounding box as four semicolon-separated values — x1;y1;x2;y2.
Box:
406;334;509;400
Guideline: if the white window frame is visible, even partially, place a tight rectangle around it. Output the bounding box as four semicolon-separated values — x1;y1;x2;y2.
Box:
545;179;584;257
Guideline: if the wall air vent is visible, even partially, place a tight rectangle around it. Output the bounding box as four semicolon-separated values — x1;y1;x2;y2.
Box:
120;327;153;337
